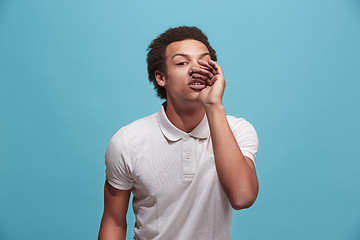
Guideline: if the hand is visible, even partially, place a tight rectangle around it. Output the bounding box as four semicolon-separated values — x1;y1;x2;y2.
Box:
190;59;226;106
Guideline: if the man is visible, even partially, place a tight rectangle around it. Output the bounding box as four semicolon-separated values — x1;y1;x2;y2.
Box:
98;26;259;240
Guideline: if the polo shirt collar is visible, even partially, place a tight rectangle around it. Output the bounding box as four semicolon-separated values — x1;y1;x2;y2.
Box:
157;103;210;141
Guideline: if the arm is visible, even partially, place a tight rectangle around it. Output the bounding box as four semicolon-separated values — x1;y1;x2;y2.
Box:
196;59;259;210
206;104;258;210
98;181;131;240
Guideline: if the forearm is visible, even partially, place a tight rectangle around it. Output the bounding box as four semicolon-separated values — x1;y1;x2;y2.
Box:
205;104;258;210
98;212;127;240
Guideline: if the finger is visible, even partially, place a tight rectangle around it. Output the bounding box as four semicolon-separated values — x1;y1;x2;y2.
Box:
208;60;223;75
198;59;216;75
198;59;212;68
190;67;214;80
191;73;211;82
208;75;217;86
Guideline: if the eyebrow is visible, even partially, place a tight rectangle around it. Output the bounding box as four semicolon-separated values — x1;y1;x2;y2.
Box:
172;52;210;59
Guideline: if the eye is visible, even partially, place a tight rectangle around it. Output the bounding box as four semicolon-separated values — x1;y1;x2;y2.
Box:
176;62;187;66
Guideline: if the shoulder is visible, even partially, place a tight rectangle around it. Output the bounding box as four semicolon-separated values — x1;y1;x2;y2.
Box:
108;112;159;148
226;115;258;162
226;115;257;133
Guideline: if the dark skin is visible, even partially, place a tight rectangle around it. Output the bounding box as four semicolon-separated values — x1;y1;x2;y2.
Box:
156;39;258;209
98;39;258;240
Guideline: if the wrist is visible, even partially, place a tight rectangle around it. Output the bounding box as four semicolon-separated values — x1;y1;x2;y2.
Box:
204;103;225;115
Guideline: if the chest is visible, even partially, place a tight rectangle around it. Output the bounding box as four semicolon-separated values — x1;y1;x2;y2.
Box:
130;136;215;197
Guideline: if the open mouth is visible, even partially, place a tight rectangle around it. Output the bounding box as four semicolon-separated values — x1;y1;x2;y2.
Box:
189;80;207;90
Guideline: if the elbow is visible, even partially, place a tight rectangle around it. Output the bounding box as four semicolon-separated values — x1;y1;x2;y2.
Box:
231;196;256;210
230;189;258;210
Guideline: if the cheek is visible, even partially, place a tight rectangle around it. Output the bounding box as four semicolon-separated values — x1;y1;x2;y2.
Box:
167;68;189;80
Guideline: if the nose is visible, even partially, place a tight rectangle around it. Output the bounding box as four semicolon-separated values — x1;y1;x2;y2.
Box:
188;60;201;76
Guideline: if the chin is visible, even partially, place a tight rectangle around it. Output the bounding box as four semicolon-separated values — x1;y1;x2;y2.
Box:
184;97;203;105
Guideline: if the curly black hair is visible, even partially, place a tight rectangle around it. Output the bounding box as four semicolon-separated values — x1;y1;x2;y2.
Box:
147;26;217;99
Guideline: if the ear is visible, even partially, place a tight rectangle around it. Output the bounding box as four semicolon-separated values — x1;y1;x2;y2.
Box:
154;70;166;87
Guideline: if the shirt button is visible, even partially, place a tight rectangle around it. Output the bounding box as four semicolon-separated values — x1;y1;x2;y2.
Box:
186;153;190;159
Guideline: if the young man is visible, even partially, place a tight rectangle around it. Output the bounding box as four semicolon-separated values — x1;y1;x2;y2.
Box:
98;26;259;240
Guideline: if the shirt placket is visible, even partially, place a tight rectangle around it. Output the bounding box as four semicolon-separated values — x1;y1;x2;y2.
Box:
182;135;197;181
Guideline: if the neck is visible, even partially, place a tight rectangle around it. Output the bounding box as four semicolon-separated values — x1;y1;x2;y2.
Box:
164;100;205;133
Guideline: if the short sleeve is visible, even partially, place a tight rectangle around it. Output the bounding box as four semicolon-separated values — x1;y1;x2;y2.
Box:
105;128;134;190
228;117;259;164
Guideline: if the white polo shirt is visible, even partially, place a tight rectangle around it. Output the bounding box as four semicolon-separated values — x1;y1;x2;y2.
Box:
105;105;258;240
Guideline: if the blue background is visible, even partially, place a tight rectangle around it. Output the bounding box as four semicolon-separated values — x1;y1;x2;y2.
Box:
1;0;360;239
